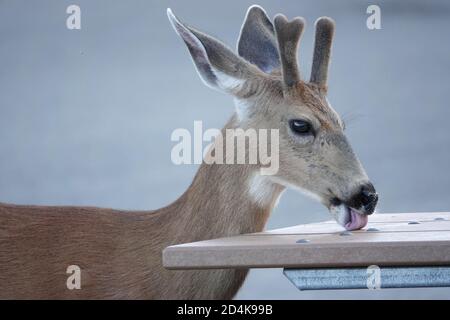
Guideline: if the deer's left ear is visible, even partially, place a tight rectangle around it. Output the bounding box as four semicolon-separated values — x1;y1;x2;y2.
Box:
237;5;280;74
167;9;261;96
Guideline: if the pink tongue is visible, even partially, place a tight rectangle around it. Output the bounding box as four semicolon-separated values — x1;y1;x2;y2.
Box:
345;209;368;231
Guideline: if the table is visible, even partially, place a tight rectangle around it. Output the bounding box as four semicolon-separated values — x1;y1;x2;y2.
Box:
163;212;450;290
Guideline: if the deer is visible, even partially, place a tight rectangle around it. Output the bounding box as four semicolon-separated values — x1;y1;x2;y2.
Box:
0;5;378;299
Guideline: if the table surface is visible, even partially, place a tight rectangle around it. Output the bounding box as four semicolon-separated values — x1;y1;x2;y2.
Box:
163;212;450;270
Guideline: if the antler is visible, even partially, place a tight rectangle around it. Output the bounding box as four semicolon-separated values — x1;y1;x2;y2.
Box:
310;17;335;88
273;14;305;87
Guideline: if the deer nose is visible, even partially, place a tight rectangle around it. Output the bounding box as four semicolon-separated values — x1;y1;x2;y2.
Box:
348;182;378;215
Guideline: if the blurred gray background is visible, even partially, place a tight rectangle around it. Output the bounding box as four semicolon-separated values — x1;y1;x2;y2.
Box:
1;0;450;299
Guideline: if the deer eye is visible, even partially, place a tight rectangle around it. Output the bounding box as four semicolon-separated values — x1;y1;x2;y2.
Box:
289;119;313;135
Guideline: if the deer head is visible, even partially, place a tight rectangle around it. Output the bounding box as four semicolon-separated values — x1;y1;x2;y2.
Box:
167;6;378;230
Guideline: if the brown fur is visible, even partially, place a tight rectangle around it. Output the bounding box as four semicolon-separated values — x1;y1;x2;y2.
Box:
0;116;284;299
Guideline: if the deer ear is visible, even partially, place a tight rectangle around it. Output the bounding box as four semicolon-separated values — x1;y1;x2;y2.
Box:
237;5;280;74
167;8;258;95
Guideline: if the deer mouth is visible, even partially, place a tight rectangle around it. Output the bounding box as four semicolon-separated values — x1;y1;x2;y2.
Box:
330;204;368;231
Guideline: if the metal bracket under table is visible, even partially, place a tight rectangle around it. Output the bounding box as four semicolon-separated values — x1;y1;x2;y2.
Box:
283;266;450;290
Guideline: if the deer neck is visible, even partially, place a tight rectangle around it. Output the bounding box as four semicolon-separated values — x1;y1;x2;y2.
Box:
173;163;284;243
171;120;285;243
